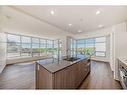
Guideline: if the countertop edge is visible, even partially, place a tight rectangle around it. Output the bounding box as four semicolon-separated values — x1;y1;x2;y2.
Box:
36;57;90;74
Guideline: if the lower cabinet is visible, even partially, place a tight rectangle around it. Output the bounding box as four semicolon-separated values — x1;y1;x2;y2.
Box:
76;59;91;87
36;59;91;89
54;64;77;89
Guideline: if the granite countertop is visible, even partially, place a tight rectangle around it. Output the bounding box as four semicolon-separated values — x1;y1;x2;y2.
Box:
36;55;89;73
118;57;127;68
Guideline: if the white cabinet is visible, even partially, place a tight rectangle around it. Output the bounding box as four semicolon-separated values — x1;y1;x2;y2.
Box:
0;32;6;73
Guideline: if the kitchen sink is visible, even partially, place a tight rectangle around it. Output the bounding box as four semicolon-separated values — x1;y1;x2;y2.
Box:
63;57;80;62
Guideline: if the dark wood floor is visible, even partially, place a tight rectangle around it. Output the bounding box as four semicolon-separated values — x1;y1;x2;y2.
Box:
0;62;35;89
79;61;122;89
0;61;122;89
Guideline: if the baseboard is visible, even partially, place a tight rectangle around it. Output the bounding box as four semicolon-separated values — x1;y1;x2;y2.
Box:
90;57;110;63
91;59;109;63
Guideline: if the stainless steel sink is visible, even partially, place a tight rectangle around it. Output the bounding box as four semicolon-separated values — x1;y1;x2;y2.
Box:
63;57;80;62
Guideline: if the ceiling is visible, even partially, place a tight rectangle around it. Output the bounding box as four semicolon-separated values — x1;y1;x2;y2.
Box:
2;6;127;34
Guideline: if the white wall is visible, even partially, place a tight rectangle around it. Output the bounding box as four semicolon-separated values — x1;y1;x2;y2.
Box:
112;22;127;80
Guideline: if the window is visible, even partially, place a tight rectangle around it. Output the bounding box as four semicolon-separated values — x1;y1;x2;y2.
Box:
59;40;62;59
70;38;74;57
95;37;106;57
7;34;21;57
76;39;95;56
77;39;85;44
21;36;31;57
32;38;40;56
77;39;85;55
76;37;106;57
71;39;76;57
85;38;95;56
53;40;60;59
40;39;46;56
47;40;53;56
54;40;62;59
6;33;59;58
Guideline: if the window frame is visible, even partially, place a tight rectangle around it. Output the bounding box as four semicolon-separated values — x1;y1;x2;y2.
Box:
6;33;58;59
20;36;32;57
95;36;106;57
7;34;21;58
76;36;107;57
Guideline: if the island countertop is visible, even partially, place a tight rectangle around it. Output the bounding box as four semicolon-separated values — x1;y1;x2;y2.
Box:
36;55;89;73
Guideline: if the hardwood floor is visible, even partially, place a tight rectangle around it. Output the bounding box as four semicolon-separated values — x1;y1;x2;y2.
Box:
0;62;35;89
79;61;122;89
0;61;122;89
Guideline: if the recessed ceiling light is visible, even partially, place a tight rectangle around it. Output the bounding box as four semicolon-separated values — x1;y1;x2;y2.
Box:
50;10;55;15
98;25;103;28
96;10;100;15
68;24;72;26
78;30;82;33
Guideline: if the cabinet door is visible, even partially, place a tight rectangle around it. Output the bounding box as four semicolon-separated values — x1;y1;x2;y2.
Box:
75;59;91;87
36;64;53;89
75;61;85;87
54;64;77;89
82;59;91;77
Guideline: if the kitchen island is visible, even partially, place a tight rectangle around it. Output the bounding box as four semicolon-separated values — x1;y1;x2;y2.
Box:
36;56;91;89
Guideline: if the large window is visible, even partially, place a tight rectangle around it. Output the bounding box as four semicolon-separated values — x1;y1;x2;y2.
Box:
7;34;21;57
32;38;40;56
21;36;31;57
95;37;106;57
70;38;76;57
77;39;85;55
59;40;62;59
85;38;95;56
76;39;95;56
76;37;106;57
47;40;53;56
40;39;46;56
53;40;58;59
7;33;60;58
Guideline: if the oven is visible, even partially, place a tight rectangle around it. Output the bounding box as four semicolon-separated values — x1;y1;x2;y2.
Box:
119;66;127;89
